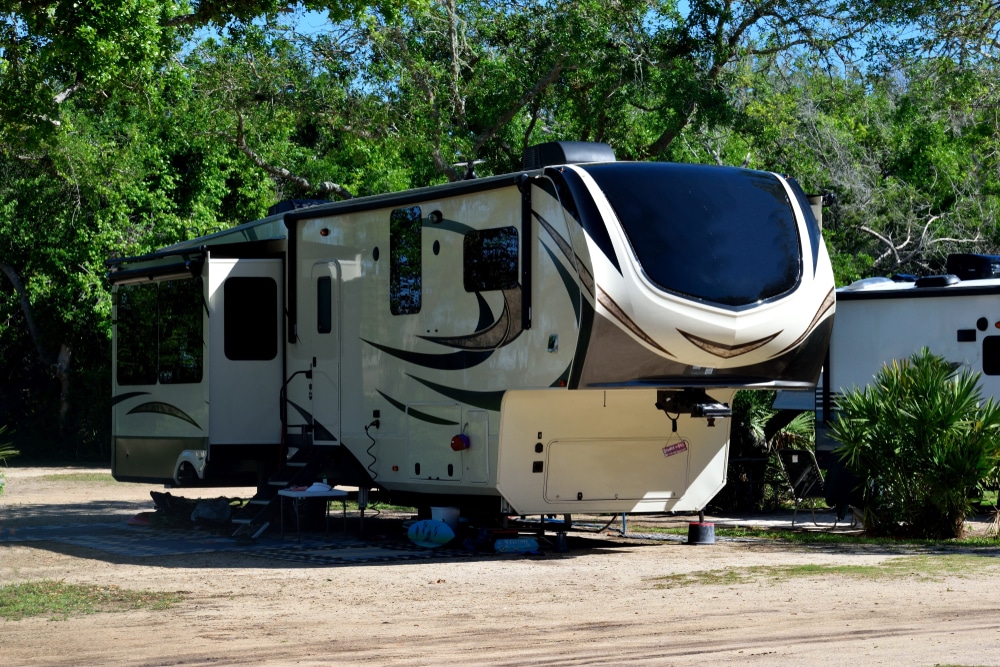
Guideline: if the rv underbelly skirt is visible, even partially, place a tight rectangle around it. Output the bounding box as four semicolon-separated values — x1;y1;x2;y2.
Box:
113;436;207;483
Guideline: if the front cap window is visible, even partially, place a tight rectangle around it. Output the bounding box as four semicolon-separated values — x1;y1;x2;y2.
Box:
582;163;801;308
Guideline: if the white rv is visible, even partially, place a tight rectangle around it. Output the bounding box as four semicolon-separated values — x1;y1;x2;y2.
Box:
107;142;835;524
814;255;1000;454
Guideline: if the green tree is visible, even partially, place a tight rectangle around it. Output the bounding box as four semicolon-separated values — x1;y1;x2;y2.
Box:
0;0;408;140
686;55;1000;282
0;55;276;457
831;348;1000;538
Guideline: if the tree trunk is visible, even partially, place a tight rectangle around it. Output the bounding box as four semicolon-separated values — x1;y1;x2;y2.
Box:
56;343;72;432
0;261;72;430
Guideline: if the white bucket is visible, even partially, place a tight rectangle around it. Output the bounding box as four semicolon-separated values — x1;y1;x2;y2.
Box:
430;506;460;532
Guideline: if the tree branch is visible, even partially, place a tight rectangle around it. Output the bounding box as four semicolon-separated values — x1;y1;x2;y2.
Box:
431;148;463;181
0;262;54;367
53;80;85;105
860;225;904;267
234;115;353;199
646;100;697;157
160;13;204;28
472;57;566;155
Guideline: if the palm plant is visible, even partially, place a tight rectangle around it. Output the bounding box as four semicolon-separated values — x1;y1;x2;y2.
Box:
0;425;16;497
717;391;815;512
831;348;1000;538
0;425;16;463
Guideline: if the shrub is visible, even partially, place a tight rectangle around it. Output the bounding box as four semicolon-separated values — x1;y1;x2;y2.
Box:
0;424;16;497
830;348;1000;538
714;391;814;512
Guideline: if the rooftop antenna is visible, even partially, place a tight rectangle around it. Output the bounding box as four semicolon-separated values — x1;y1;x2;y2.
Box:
453;159;484;180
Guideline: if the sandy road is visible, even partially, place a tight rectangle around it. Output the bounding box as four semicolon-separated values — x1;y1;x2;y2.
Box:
2;466;1000;666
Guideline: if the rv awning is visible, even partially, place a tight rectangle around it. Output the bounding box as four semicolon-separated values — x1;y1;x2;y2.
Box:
106;258;204;285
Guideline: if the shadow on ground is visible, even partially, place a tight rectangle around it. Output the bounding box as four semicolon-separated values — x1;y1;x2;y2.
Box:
0;501;660;569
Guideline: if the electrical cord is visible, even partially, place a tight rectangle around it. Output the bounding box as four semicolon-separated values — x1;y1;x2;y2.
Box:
364;419;379;482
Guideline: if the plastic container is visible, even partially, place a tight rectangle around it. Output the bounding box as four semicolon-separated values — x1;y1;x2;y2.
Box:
430;506;460;531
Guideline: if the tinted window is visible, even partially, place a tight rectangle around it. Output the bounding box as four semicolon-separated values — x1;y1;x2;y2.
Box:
224;277;278;361
464;227;519;292
581;163;801;308
390;206;422;315
158;279;204;383
116;283;159;385
984;336;1000;375
116;279;203;385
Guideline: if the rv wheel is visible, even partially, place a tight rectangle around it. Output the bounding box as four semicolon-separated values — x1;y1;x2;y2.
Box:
175;461;198;486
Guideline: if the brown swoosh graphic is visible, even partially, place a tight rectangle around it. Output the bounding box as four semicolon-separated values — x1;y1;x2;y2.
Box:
678;330;782;359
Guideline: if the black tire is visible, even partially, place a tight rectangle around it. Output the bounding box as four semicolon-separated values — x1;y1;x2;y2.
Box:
175;461;198;486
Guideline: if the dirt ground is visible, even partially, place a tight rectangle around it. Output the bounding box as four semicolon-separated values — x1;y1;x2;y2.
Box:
3;466;1000;667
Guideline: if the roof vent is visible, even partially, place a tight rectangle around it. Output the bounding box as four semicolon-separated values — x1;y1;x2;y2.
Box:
915;274;959;288
522;141;616;170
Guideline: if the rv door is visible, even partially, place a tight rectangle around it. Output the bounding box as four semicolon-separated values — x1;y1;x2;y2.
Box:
307;261;341;443
207;257;283;444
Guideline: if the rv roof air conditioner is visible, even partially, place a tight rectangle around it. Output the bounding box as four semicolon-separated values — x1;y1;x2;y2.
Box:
522;141;616;170
946;254;1000;281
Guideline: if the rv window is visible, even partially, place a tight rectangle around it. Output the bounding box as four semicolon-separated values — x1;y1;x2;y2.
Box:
390;206;422;315
984;336;1000;375
116;283;159;385
582;162;801;308
116;278;203;386
224;277;278;361
463;227;519;292
158;279;204;384
317;276;332;334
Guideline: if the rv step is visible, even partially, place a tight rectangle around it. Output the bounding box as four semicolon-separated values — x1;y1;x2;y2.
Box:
230;447;336;539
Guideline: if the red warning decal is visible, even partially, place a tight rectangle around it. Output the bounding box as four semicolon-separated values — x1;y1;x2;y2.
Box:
662;440;689;458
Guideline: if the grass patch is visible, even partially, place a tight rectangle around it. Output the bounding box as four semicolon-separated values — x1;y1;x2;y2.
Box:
361;501;418;513
650;554;993;589
35;472;116;483
634;523;1000;546
0;580;182;620
323;499;416;513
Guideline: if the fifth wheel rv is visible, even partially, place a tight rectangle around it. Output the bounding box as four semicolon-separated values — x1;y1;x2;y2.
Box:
107;142;836;528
